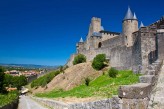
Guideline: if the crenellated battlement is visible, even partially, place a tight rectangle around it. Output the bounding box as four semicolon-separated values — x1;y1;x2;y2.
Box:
149;16;164;29
91;17;101;22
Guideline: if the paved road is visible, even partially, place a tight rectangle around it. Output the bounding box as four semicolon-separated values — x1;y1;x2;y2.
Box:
18;96;48;109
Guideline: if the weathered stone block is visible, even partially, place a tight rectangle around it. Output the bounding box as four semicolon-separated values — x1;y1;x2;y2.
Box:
122;98;149;109
111;96;122;109
147;70;156;75
118;83;151;99
139;75;155;85
147;65;156;70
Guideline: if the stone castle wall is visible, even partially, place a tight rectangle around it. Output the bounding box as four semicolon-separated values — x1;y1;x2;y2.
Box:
140;28;156;73
101;33;118;41
158;32;164;60
110;46;132;70
131;31;142;73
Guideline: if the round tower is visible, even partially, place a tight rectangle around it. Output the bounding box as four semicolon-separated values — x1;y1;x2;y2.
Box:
91;17;101;33
122;7;138;47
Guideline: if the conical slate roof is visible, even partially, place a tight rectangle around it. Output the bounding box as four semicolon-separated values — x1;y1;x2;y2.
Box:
124;7;134;20
140;21;144;28
79;37;83;42
101;26;104;31
133;12;137;19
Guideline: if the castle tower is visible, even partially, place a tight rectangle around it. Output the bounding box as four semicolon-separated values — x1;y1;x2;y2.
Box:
76;37;84;53
91;17;101;32
86;17;101;50
140;21;144;28
122;7;138;47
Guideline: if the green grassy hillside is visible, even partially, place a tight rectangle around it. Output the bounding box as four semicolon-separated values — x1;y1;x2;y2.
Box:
36;70;140;98
31;70;60;88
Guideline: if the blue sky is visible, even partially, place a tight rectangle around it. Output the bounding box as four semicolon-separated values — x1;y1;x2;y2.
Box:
0;0;164;66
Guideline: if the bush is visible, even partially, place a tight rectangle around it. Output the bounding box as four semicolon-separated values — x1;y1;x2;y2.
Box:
92;54;107;70
108;68;118;78
85;78;90;86
73;54;86;65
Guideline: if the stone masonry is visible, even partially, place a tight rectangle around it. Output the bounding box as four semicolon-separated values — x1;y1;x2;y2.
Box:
67;8;164;74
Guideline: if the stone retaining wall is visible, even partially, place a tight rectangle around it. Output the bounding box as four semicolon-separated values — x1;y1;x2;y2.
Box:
32;96;150;109
32;97;113;109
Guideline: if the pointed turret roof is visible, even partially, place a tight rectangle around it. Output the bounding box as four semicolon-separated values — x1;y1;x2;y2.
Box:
140;21;144;28
101;26;104;31
133;12;137;19
79;37;83;42
124;7;134;20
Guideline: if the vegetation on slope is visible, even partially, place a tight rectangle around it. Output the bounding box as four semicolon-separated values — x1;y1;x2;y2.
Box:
92;54;107;70
31;70;60;88
4;74;27;90
0;90;18;107
0;67;6;93
35;70;140;98
0;67;19;107
73;54;86;65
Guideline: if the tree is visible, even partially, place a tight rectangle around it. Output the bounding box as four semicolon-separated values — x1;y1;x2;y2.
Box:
73;54;86;65
0;67;6;93
12;75;27;90
3;74;13;87
92;54;107;70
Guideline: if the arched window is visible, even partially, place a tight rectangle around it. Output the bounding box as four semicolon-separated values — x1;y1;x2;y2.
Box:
98;42;102;48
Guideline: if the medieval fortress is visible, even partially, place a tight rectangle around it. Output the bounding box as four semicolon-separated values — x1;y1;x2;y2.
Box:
67;7;164;74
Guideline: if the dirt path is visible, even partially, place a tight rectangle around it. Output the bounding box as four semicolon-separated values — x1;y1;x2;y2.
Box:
18;96;48;109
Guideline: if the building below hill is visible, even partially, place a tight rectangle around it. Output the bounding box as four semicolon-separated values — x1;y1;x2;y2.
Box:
67;7;164;74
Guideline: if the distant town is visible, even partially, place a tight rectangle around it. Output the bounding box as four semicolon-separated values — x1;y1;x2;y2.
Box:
0;63;59;82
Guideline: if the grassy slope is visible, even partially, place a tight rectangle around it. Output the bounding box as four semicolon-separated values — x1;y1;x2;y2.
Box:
35;70;140;98
0;91;18;107
31;70;60;88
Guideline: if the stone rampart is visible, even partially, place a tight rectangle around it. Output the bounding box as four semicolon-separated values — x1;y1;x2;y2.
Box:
157;32;164;60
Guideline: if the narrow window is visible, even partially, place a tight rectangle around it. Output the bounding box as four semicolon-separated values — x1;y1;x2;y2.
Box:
98;42;102;48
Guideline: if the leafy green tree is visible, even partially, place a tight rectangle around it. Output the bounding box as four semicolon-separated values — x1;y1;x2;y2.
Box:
73;54;86;65
92;54;107;70
19;75;28;87
0;67;6;93
11;75;27;90
3;74;13;87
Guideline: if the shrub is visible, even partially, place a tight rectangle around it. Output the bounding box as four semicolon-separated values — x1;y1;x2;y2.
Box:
73;54;86;65
92;54;107;70
108;68;118;78
85;78;90;86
